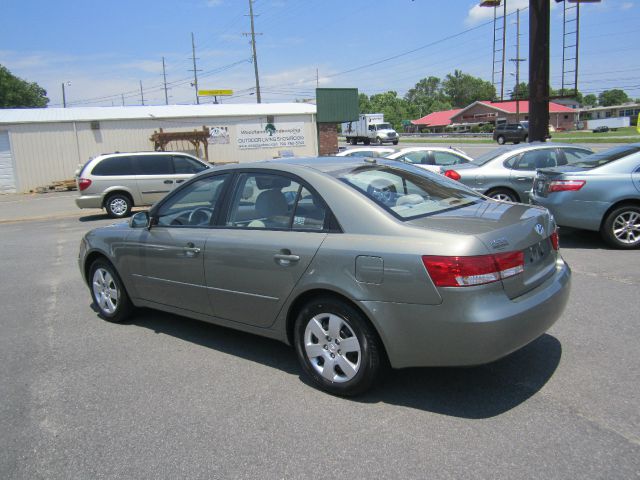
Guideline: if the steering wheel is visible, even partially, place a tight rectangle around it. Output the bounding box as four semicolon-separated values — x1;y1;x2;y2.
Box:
367;180;397;205
188;207;213;226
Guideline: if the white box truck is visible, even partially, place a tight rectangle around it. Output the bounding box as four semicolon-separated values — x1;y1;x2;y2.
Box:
342;114;399;145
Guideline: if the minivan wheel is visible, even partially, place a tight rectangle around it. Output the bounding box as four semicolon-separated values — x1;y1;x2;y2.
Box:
294;297;384;396
487;188;518;202
497;135;506;145
601;205;640;249
105;193;132;218
89;259;133;323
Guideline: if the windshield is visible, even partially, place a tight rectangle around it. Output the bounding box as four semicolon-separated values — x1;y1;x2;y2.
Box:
330;164;482;220
374;123;392;130
568;145;640;169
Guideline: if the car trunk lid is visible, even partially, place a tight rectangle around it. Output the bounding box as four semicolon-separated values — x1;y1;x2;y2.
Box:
408;201;558;299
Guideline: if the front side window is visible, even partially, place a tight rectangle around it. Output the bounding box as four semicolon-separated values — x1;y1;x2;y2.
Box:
433;151;465;166
332;165;481;220
91;156;134;176
400;151;430;164
155;175;229;227
173;155;208;174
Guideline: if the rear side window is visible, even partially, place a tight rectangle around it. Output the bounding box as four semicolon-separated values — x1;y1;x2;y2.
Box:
514;150;558;170
401;151;430;164
134;155;173;175
433;151;464;166
173;156;208;174
562;148;592;165
91;156;134;176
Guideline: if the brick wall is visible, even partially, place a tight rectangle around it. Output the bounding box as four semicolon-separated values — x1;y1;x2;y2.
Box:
318;123;338;155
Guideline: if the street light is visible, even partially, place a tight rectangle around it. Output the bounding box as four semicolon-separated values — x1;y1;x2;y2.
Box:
61;81;71;108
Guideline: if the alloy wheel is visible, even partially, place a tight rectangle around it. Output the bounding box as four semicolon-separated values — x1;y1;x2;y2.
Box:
92;267;120;315
303;313;361;383
612;210;640;245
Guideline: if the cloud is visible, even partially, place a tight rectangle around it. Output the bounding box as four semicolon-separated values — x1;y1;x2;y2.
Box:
206;0;223;6
621;2;634;10
466;0;530;25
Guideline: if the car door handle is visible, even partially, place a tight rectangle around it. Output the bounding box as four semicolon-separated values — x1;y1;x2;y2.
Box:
516;177;529;181
176;179;185;184
184;242;201;257
274;253;300;266
164;180;174;184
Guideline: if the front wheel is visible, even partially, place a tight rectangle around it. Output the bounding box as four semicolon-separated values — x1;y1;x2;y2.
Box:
497;135;506;145
523;134;528;143
601;205;640;249
89;259;133;323
294;297;384;396
392;140;399;145
105;193;132;218
376;137;384;145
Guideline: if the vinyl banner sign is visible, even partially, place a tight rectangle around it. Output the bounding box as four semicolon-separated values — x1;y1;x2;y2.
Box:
237;122;306;150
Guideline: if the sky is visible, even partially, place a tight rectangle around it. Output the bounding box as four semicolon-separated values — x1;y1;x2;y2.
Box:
1;0;639;108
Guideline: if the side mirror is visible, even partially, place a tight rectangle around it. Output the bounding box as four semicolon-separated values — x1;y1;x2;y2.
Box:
130;211;150;229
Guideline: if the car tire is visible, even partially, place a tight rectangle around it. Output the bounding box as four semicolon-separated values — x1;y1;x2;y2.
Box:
497;135;506;145
601;205;640;249
487;188;518;202
364;138;370;145
89;259;133;323
392;140;399;145
293;296;385;396
376;137;383;145
523;135;528;143
105;193;132;218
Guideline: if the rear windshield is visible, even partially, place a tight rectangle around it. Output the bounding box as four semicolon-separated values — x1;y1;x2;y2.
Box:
472;148;509;166
330;164;482;220
567;145;640;169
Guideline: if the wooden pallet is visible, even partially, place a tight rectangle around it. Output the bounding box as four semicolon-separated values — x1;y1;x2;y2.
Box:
33;179;77;193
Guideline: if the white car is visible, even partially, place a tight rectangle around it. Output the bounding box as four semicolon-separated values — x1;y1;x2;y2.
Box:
336;147;396;158
385;147;473;174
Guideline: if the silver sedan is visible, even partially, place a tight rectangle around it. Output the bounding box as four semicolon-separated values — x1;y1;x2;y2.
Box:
444;143;593;202
79;157;571;395
530;144;640;248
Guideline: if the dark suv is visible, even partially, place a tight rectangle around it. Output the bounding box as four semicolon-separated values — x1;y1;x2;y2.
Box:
493;123;528;145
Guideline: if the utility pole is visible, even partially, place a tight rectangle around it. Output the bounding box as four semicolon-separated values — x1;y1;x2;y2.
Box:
139;80;145;106
190;32;201;105
162;56;169;105
121;94;125;106
243;0;262;103
500;0;507;101
62;83;67;108
529;0;550;142
510;9;526;123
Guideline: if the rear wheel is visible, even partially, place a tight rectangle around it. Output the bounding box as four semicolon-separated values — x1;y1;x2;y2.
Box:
294;297;384;396
487;188;518;202
364;138;370;145
105;193;132;218
601;205;640;249
89;259;133;323
497;135;506;145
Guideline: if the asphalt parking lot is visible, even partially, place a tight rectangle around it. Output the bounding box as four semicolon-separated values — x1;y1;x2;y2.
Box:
1;188;639;479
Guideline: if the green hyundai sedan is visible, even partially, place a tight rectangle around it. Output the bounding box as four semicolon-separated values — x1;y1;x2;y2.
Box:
79;157;571;396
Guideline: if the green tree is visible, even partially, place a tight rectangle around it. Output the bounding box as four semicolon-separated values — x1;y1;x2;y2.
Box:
598;89;630;107
583;94;597;107
510;82;529;100
368;91;411;130
0;64;49;108
404;76;452;118
442;70;496;108
358;92;372;114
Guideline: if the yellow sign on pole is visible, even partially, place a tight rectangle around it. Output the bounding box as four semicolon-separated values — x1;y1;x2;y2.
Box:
198;89;233;96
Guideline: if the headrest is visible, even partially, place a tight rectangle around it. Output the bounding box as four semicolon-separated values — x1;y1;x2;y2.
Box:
255;175;291;190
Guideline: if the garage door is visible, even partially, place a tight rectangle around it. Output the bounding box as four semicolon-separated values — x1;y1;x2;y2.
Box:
0;131;16;193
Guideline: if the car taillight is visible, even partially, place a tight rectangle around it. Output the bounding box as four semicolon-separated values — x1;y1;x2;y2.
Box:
550;229;559;250
422;251;524;287
444;170;461;181
78;178;92;191
547;179;585;193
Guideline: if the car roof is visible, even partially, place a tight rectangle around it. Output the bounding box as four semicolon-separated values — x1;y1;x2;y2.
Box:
97;151;198;158
489;142;591;153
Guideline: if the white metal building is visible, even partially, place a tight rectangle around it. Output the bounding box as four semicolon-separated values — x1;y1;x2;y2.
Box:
0;103;318;193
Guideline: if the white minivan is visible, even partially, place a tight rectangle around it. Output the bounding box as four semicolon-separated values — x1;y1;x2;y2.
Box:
75;151;210;218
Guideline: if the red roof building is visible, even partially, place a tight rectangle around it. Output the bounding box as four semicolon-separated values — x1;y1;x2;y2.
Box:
411;100;578;132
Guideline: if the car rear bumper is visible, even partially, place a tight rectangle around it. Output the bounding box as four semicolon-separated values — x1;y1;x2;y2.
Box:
361;257;571;369
75;195;103;209
529;195;606;231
